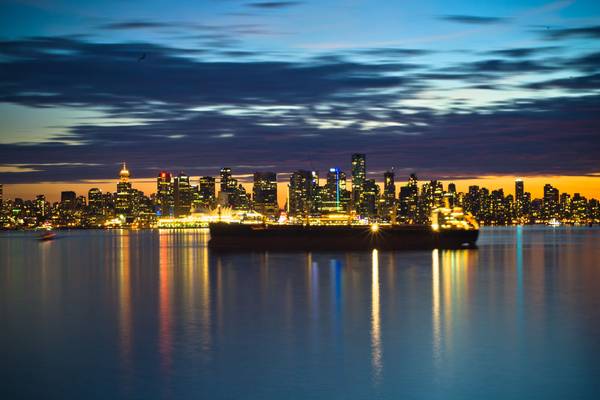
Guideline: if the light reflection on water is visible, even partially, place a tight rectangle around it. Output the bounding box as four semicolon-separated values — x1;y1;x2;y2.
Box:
1;227;600;399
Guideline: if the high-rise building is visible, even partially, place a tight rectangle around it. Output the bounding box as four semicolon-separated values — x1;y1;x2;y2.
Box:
156;171;174;217
515;178;524;217
115;163;133;218
253;172;278;217
382;171;396;221
288;170;319;218
351;153;366;213
197;176;216;210
174;172;193;217
543;183;559;220
0;183;3;207
60;191;77;209
361;179;379;219
321;168;349;213
218;167;241;208
398;174;419;223
88;188;103;215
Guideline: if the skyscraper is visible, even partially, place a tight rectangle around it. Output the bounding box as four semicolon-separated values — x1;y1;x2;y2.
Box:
362;179;379;219
0;183;3;207
253;172;278;217
156;171;174;217
382;171;396;221
198;176;216;210
60;191;77;209
174;172;192;217
543;183;559;220
115;163;132;218
351;153;366;213
288;170;318;218
322;168;349;213
515;178;524;217
88;188;103;215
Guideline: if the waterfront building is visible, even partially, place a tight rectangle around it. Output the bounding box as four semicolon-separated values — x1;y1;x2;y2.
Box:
197;176;216;210
288;170;319;218
174;172;192;217
156;171;174;217
321;168;350;214
351;153;366;214
115;163;132;218
381;171;396;221
253;172;278;218
60;191;77;209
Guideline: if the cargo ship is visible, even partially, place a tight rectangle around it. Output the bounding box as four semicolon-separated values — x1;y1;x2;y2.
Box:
208;207;479;251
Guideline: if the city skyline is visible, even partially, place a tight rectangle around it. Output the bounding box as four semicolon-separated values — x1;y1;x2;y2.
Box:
2;153;598;230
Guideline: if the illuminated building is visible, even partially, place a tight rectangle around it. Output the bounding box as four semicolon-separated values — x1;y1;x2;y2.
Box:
219;167;246;209
0;183;3;207
34;194;48;220
398;174;419;223
116;163;133;218
197;176;216;210
174;172;192;217
288;170;319;218
362;179;379;220
321;168;349;214
156;171;174;217
88;188;103;215
60;191;76;209
515;178;524;218
543;184;559;220
253;172;278;218
351;153;366;213
381;171;396;221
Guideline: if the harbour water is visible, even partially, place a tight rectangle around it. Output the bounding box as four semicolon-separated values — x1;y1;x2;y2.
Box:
1;227;599;399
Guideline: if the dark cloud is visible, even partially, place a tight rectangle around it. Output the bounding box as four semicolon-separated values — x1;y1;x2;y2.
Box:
440;15;509;25
98;21;172;30
247;2;302;9
486;46;560;58
0;36;599;184
526;73;600;91
541;25;600;40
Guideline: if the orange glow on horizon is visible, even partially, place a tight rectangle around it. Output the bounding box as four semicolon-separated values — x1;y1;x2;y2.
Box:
3;174;599;206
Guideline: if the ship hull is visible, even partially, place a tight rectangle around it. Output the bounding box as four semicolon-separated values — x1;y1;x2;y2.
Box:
208;223;479;251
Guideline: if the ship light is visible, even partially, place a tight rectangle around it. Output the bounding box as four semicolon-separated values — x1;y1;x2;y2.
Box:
371;223;379;233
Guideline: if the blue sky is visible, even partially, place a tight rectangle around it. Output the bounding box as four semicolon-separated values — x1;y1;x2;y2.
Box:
0;0;599;186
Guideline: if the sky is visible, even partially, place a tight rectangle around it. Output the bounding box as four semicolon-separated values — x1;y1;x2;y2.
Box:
1;0;599;201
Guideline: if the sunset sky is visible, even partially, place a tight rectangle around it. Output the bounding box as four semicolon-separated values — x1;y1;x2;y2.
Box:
1;0;599;201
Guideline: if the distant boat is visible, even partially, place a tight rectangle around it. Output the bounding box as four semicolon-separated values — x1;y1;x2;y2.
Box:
547;219;561;227
38;231;57;242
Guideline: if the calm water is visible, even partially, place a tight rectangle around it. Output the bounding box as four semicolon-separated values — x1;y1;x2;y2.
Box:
1;227;600;399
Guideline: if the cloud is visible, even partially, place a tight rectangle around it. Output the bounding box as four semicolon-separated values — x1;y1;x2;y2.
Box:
541;25;600;40
246;1;302;9
98;21;172;30
440;15;509;25
486;46;561;58
0;36;599;183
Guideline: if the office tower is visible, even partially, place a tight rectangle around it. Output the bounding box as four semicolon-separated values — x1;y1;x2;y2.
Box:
252;172;278;218
515;178;524;217
398;174;419;223
543;184;559;220
288;170;319;217
0;183;3;207
197;176;216;210
174;172;192;217
34;194;48;219
321;168;348;213
219;167;242;208
116;163;133;218
156;171;174;217
351;153;366;213
361;179;379;219
61;191;77;209
381;171;396;221
446;182;457;207
88;188;103;215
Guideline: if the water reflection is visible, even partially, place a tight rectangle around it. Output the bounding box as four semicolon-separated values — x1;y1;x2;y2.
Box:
159;231;172;374
371;249;382;383
118;231;132;374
